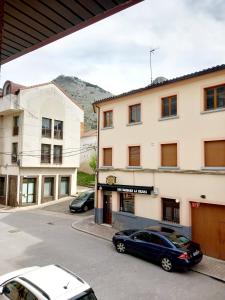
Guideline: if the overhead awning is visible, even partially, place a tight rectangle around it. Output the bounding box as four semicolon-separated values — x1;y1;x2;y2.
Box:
0;0;142;65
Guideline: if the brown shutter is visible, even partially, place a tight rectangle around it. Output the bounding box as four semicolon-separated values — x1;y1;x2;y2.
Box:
103;148;112;166
205;140;225;167
161;143;177;167
129;146;140;166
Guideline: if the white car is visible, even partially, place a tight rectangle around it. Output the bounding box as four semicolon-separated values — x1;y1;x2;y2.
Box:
0;265;97;300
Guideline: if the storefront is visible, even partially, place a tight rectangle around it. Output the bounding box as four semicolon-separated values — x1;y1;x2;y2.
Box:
96;182;153;226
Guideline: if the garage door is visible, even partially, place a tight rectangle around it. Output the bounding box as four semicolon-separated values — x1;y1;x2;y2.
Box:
191;203;225;260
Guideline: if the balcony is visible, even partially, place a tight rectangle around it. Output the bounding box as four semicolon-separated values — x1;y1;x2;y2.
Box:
0;95;21;115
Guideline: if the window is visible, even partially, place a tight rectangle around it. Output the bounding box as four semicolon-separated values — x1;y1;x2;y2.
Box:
103;148;112;166
162;198;180;223
161;95;177;117
42;118;52;138
44;177;54;197
11;143;18;163
54;120;63;139
103;110;113;128
13;116;19;136
129;146;140;166
22;178;36;204
129;104;141;123
60;177;69;195
41;144;51;163
120;193;134;214
205;84;225;110
204;140;225;167
161;143;177;167
133;231;152;242
150;233;167;246
3;281;37;300
54;145;62;164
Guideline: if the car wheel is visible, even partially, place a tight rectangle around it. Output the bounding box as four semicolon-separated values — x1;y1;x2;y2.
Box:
161;257;173;272
83;205;89;212
116;241;126;253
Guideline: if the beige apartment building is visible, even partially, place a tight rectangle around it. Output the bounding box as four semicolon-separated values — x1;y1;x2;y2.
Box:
93;65;225;260
0;80;83;207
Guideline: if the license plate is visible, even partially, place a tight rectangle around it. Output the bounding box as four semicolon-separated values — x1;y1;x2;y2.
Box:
193;250;199;256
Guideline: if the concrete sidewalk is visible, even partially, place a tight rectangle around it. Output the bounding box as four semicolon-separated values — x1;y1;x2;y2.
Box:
72;216;225;283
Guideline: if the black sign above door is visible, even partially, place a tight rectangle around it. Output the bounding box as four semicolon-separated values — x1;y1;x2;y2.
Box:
97;183;153;195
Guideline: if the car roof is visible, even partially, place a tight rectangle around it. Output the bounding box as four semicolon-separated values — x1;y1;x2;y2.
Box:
145;226;178;236
20;265;90;299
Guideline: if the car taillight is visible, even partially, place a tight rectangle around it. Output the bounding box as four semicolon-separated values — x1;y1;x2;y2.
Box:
178;252;189;260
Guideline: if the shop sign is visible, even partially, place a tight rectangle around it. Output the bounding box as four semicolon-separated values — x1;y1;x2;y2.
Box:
106;175;117;185
98;183;153;195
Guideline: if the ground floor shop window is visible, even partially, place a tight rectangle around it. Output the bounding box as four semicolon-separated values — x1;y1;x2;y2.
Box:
162;198;180;223
44;177;54;198
120;193;135;214
22;178;36;204
60;177;69;196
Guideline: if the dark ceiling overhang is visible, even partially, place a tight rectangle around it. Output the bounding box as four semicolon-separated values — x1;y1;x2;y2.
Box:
0;0;143;65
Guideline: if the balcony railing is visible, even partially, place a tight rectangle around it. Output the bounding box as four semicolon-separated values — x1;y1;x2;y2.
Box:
54;129;63;139
42;128;51;138
41;154;51;163
11;154;17;163
13;126;19;136
54;155;62;164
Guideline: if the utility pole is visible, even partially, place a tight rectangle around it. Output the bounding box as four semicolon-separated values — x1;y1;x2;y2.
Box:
149;48;158;84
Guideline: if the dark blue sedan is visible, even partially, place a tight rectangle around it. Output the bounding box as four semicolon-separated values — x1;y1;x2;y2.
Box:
112;226;203;271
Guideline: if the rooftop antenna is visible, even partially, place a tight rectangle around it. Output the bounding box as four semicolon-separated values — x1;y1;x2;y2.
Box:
149;48;158;84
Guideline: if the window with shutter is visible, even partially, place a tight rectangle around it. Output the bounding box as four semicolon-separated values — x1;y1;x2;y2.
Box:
204;84;225;110
103;148;112;166
129;104;141;123
161;95;177;117
103;110;113;128
161;143;177;167
129;146;140;166
205;140;225;167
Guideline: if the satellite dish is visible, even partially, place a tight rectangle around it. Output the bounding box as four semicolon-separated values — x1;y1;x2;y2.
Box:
152;76;168;85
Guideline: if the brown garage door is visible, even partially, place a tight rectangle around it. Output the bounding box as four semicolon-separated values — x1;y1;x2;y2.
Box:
192;203;225;260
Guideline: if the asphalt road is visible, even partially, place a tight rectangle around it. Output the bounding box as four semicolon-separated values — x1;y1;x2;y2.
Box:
0;202;225;300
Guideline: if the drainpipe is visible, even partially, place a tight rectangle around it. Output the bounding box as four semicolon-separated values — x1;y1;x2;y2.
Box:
94;105;100;223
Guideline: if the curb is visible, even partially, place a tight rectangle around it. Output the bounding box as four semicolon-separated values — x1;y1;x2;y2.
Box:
71;221;112;242
191;269;225;284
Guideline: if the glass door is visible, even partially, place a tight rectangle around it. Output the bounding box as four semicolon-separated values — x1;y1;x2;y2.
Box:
22;178;36;204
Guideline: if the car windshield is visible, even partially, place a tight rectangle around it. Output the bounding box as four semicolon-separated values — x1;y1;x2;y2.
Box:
166;233;190;248
69;290;97;300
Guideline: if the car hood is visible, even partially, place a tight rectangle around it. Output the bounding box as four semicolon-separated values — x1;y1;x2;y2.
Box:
70;200;85;207
0;267;39;286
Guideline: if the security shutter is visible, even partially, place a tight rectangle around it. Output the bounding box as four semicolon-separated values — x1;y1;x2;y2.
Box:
103;148;112;166
129;146;140;166
205;140;225;167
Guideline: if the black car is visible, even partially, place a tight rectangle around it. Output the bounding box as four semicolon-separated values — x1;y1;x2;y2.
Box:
69;190;94;213
112;226;203;272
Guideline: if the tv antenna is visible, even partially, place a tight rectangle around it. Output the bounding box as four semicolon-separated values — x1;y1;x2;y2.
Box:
149;48;158;84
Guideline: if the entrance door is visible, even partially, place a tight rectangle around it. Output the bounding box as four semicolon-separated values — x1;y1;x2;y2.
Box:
22;178;36;205
219;222;225;260
103;193;112;224
8;176;18;207
0;177;6;205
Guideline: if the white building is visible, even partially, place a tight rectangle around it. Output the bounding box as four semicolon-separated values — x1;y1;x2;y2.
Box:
0;80;83;207
80;129;97;174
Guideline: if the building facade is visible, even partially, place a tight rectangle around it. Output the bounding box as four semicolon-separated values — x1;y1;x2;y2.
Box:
93;65;225;260
0;81;83;207
80;130;97;174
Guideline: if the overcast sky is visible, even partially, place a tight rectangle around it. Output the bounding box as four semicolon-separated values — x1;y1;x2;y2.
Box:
1;0;225;94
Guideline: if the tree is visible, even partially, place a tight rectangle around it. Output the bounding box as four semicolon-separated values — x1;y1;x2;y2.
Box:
89;153;97;173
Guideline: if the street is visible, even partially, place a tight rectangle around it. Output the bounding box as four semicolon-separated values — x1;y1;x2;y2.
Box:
0;202;225;300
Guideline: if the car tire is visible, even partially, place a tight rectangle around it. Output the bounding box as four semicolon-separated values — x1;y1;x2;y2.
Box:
115;241;126;254
83;205;88;212
161;257;173;272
